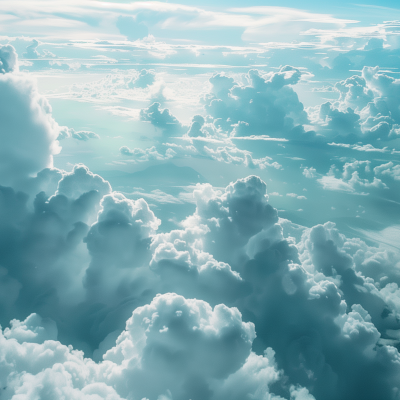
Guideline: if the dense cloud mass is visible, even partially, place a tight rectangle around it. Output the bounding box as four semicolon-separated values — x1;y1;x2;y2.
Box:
0;46;60;187
311;66;400;144
2;161;400;399
203;67;309;137
1;33;400;400
120;63;400;173
120;69;309;169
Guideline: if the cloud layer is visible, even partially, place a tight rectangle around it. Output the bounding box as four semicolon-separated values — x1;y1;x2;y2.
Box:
1;158;400;399
1;11;400;400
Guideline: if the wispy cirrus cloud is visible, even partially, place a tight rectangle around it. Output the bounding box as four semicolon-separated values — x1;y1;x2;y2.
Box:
0;1;360;43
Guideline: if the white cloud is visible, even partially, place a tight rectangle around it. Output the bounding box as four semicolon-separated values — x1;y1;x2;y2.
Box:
302;167;317;178
0;43;18;73
63;70;162;104
313;67;400;144
204;67;309;138
120;145;176;162
317;161;388;194
58;127;100;141
0;171;400;399
56;164;111;200
4;313;57;344
0;1;359;44
2;16;400;400
286;193;307;199
374;161;400;181
0;47;61;186
328;142;390;153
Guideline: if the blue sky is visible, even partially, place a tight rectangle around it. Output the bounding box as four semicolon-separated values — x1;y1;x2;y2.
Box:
1;1;400;399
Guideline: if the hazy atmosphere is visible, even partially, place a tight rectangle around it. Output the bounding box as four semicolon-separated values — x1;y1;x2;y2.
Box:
1;0;400;399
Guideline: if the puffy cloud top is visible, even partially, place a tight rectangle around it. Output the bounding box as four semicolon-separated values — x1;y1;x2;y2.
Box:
4;313;57;344
0;47;60;186
0;44;18;73
141;102;180;129
2;7;400;400
57;164;111;200
314;66;400;143
204;67;308;137
105;293;255;382
128;69;156;88
187;176;278;265
0;171;400;399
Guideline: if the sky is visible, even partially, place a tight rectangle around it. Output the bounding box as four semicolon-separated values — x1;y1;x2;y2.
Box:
1;0;400;399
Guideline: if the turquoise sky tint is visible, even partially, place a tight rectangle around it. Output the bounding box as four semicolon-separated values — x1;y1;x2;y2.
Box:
1;1;400;399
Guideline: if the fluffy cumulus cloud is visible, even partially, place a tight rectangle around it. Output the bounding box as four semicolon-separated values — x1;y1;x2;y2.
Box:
0;44;18;73
140;102;184;137
129;64;400;165
316;161;387;194
203;67;309;138
181;176;279;266
122;61;400;175
302;159;400;200
129;69;156;89
374;162;400;181
121;70;304;170
58;127;100;141
121;101;283;169
103;293;256;399
120;145;176;162
23;39;40;59
0;45;61;187
56;164;111;199
3;28;400;400
202;145;282;169
311;66;400;144
0;294;285;400
83;192;160;305
67;69;159;103
1;162;400;398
